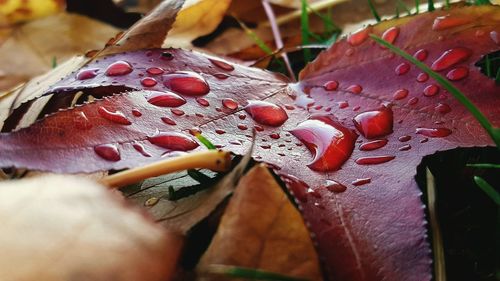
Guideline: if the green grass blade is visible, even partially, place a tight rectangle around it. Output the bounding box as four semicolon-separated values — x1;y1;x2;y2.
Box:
195;134;216;150
415;0;420;13
474;176;500;205
427;0;435;11
367;0;381;22
370;34;500;148
235;18;273;55
496;68;500;83
486;54;492;77
396;0;412;15
51;57;57;68
206;265;308;281
467;163;500;169
300;0;312;62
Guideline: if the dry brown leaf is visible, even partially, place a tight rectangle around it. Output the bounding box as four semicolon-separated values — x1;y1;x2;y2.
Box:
197;165;323;281
0;175;181;281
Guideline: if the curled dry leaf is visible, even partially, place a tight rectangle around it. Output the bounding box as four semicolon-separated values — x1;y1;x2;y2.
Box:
0;175;180;281
197;164;323;281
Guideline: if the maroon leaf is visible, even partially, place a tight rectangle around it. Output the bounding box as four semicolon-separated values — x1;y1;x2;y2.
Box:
1;5;500;281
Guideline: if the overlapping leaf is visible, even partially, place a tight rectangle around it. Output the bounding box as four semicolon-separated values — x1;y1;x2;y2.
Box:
1;4;499;281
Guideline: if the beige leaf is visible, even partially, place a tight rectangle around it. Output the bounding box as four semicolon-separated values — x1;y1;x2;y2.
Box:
0;175;181;281
197;165;323;281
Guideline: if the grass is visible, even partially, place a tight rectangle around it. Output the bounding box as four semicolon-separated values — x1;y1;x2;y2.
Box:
367;0;381;22
206;265;308;281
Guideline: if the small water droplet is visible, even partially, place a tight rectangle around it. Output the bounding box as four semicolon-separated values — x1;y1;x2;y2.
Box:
393;89;409;100
338;101;349;109
76;68;99;80
435;103;451;114
417;72;429;82
133;142;152;157
196;97;210;107
346;84;362;94
423;84;440;97
213;73;230;79
353;106;393;139
395;62;410;75
160;52;174;60
261;144;271;149
381;27;399;45
347;28;369;46
161;117;176;125
222;98;238;110
490;31;499;45
399;144;412;151
141;77;157;87
355;155;395;165
431;47;472;71
432;15;471;31
144;197;159;207
324;180;347;193
147;67;164;75
345;48;354;56
416;127;452;138
215;129;226;134
237;124;248;130
148;131;199;151
245;100;288;127
420;138;429;143
147;91;186;107
254;125;264;132
105;61;133;76
238;113;246;120
352;178;371;186
132;109;142;117
270;133;280;139
291;115;357;171
408;97;419;105
94;144;120;161
324;80;339;91
163;71;209;96
359;139;388;151
209;58;235;71
74;111;92;130
413;49;428;61
98;107;131;125
446;67;469;81
171;108;185;116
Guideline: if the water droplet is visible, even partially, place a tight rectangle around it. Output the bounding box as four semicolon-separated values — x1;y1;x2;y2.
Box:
393;89;409;100
133;142;151;157
238;113;246;120
435;103;451;114
196;97;209;107
105;61;133;76
141;77;157;87
398;135;411;142
420;138;429;143
148;131;199;151
399;144;412;151
215;129;226;134
147;91;186;107
346;84;362;94
261;144;271;149
171;108;185;116
98;107;131;125
413;49;428;61
270;133;280;139
222;98;238;110
132;109;142;117
213;73;230;79
347;28;369;46
76;68;99;80
408;97;419;105
144;197;159;207
353;106;393;139
74;111;92;130
163;71;209;96
490;31;499;45
355;155;395;165
431;47;472;71
209;58;235;71
338;101;349;109
345;48;354;56
432;15;471;31
446;66;469;81
147;67;164;75
285;104;295;110
161;117;176;125
423;84;440;97
254;125;264;132
417;72;429;82
352;178;371;186
291;115;357;171
324;80;339;91
237;124;248;130
395;63;410;75
416;127;452;138
324;180;347;193
359;139;388;151
94;144;120;161
244;100;288;127
381;27;399;44
189;127;202;136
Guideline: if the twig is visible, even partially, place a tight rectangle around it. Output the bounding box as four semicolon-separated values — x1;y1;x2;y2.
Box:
100;150;231;188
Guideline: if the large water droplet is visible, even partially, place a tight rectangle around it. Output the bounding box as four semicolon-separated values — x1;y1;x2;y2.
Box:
347;28;369;46
416;127;452;137
291;115;357;172
395;63;410;75
147;91;186;107
147;67;164;75
423;84;440;97
98;107;131;125
76;68;99;80
209;58;235;71
148;131;199;151
432;15;471;31
446;67;469;81
359;139;388;151
244;100;288;127
222;98;238;110
105;61;133;76
141;77;157;87
431;47;472;71
353;106;393;139
393;89;409;100
163;71;209;96
346;84;362;94
355;155;395;165
417;72;429;82
94;144;120;161
324;80;339;91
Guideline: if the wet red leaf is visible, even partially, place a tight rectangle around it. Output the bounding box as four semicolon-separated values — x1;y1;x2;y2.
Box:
1;5;500;281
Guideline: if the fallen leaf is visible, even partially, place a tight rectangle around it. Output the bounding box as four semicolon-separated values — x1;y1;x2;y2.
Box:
1;5;499;281
197;164;323;281
0;0;65;25
0;175;180;281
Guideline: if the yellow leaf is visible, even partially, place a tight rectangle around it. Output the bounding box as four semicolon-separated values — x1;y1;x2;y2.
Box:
0;0;65;25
